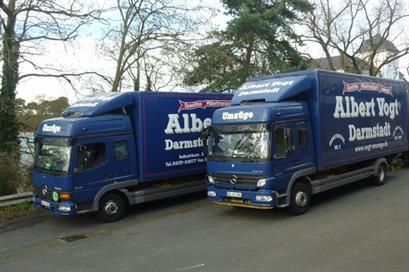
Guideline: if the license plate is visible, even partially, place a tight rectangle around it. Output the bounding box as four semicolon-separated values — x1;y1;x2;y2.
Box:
227;191;242;198
228;198;244;204
41;200;50;208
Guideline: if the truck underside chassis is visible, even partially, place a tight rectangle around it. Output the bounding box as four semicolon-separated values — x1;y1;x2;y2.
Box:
33;178;207;222
207;158;388;214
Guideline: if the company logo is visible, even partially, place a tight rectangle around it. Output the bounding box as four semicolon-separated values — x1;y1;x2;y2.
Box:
42;124;61;134
42;185;48;196
393;126;404;140
329;133;346;151
230;175;238;185
222;111;254;121
178;100;230;113
343;81;393;96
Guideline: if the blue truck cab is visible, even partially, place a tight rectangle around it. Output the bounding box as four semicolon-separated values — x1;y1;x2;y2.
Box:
206;70;408;214
32;92;231;221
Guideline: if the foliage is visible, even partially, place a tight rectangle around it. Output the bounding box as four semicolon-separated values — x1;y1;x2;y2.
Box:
0;96;67;196
0;0;99;155
17;97;69;132
183;0;313;92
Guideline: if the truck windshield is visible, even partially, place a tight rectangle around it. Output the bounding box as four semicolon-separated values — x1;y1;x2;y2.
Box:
208;124;270;161
34;137;71;175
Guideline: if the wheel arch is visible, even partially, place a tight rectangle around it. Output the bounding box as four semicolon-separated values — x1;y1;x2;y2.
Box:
92;179;138;211
282;167;316;207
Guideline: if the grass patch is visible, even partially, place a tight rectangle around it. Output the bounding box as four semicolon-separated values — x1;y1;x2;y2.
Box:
0;201;36;222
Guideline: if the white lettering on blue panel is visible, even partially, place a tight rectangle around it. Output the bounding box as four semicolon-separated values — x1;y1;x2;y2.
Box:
42;124;61;134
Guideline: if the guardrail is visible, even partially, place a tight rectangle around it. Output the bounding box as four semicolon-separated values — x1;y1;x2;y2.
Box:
0;192;33;208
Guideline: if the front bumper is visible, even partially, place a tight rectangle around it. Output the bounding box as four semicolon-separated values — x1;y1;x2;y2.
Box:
207;185;278;209
33;195;77;216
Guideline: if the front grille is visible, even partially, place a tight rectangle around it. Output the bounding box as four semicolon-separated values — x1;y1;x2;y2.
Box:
211;174;263;186
34;186;55;202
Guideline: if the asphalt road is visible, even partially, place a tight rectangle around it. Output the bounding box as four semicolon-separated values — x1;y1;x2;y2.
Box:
1;168;408;272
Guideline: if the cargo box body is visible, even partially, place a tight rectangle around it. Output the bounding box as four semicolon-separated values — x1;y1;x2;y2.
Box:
132;92;232;182
310;70;408;170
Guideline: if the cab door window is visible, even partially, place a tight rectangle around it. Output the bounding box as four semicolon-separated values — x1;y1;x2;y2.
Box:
298;128;308;149
274;127;292;158
113;141;129;161
76;143;106;171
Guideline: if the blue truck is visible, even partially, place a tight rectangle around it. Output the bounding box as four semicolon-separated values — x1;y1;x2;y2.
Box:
32;92;231;221
206;70;408;214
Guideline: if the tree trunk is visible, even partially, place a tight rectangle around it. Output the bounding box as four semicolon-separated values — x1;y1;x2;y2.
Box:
242;34;255;83
0;0;20;153
111;50;125;92
133;59;140;91
111;28;128;92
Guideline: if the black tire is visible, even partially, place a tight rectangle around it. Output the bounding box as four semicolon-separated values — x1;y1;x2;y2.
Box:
373;163;387;186
288;182;311;215
97;193;126;222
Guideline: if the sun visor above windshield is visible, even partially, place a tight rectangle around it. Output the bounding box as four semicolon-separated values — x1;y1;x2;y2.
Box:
231;75;312;105
63;92;134;117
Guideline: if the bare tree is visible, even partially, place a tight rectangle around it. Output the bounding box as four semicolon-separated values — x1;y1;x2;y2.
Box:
302;0;409;77
104;0;210;92
0;0;101;153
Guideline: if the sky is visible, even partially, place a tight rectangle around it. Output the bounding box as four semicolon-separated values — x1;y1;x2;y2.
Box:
16;0;230;104
14;0;409;104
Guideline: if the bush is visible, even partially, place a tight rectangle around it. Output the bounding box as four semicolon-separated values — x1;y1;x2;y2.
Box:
0;153;19;196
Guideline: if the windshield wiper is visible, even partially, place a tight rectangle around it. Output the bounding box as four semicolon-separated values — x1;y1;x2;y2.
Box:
33;166;67;176
232;134;252;156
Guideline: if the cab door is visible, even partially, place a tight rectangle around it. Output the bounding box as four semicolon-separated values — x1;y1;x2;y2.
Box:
290;121;313;169
109;136;133;181
271;124;294;189
72;140;109;203
271;121;313;191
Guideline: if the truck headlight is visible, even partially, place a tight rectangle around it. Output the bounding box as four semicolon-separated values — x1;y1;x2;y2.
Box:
208;191;216;197
257;178;267;187
208;175;215;184
256;195;272;202
58;205;71;212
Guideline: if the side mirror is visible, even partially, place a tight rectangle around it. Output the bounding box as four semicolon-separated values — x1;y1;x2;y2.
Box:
201;127;211;156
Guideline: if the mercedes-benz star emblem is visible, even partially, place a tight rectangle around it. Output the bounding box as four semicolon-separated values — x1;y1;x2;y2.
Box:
230;175;238;185
42;185;48;196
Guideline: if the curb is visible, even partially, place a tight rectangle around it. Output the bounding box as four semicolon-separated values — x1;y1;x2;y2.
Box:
0;210;48;233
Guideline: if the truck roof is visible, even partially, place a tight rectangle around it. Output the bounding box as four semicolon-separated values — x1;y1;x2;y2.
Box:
232;74;312;106
63;92;134;117
63;91;233;118
36;115;132;138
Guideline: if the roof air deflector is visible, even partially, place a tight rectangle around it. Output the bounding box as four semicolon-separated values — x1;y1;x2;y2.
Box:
231;75;311;105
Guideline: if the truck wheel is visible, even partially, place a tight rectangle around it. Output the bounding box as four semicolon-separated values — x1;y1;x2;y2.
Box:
97;193;126;222
288;182;311;215
373;163;387;186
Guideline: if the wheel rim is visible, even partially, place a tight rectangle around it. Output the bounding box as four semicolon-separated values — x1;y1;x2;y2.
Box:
295;191;308;207
104;200;119;215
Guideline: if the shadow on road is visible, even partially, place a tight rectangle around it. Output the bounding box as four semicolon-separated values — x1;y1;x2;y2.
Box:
2;168;403;231
210;171;400;222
